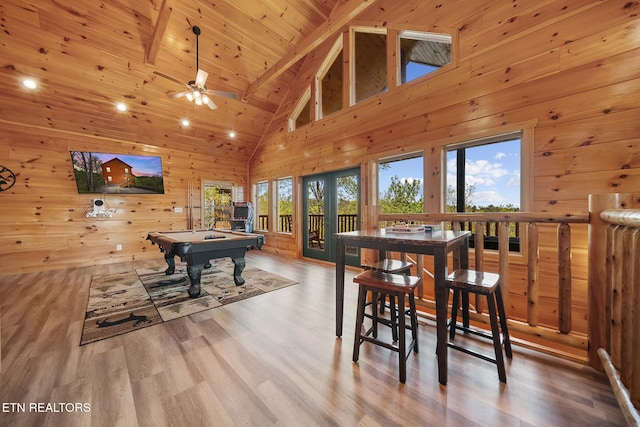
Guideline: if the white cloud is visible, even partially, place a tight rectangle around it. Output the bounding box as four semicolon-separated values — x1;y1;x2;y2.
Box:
472;190;506;206
495;152;506;160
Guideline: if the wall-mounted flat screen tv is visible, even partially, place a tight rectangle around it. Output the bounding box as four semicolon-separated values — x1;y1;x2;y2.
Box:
70;151;165;194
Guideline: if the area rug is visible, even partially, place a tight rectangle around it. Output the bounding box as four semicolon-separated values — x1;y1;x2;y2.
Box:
81;260;298;345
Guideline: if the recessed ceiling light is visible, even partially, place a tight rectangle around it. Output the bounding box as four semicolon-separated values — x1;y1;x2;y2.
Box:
229;131;236;138
116;103;127;112
22;79;37;89
181;119;190;127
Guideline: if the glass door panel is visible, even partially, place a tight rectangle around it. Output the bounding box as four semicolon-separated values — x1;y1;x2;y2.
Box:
304;176;327;260
303;168;360;266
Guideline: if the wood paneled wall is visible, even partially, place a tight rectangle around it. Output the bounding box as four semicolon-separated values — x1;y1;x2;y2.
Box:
0;122;247;275
249;1;640;330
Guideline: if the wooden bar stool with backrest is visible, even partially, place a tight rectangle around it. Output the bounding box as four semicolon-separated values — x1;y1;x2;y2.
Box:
361;253;413;341
352;270;420;383
446;269;512;383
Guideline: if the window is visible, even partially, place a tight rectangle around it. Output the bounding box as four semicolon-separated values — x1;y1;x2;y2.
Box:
445;132;522;251
203;182;232;229
289;88;311;131
399;31;452;84
318;37;344;119
378;154;424;214
277;178;293;233
353;29;387;103
255;181;269;231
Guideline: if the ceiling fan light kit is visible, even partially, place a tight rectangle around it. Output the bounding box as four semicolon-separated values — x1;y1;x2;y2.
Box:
168;26;237;110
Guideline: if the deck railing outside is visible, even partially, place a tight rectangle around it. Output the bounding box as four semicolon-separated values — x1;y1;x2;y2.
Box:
258;214;358;238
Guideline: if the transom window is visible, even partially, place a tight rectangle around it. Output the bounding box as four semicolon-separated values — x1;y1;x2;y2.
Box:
288;26;453;131
399;31;452;84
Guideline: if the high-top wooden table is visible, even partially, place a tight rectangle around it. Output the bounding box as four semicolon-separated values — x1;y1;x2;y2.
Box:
335;228;470;386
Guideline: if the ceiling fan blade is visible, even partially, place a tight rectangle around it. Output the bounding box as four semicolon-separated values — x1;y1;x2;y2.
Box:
195;69;208;87
168;90;191;99
153;70;183;85
203;95;218;110
204;90;238;100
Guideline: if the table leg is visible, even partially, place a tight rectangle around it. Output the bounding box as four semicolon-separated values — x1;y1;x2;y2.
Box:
335;239;346;337
231;257;246;285
164;253;176;275
186;264;204;298
434;249;448;386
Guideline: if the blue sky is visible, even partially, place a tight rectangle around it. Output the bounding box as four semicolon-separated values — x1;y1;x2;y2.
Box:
379;139;521;208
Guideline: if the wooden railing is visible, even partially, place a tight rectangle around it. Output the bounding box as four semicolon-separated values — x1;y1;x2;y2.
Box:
258;214;359;238
588;193;640;425
375;211;591;359
375;195;639;420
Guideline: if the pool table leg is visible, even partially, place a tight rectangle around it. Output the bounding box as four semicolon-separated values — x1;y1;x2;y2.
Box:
187;264;204;298
231;257;246;285
164;253;176;275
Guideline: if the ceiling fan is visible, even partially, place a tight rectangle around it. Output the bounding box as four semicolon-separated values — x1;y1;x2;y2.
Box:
169;26;237;109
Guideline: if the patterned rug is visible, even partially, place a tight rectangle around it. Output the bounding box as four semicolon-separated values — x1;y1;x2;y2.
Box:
81;260;298;345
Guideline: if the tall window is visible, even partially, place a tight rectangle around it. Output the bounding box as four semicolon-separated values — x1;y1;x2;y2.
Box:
277;177;293;233
399;31;452;84
378;154;424;214
354;29;387;103
446;133;522;250
319;39;343;118
255;181;269;231
203;182;232;229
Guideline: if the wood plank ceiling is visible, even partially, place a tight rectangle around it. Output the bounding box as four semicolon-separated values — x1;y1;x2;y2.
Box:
0;0;372;161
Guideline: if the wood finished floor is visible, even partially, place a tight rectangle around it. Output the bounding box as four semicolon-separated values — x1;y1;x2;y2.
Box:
0;252;626;426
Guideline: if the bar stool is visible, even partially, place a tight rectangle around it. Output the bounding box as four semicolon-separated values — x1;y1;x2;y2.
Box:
361;258;413;340
352;270;420;383
446;269;512;383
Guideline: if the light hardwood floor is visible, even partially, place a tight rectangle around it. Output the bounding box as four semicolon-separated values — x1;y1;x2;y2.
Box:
0;252;626;426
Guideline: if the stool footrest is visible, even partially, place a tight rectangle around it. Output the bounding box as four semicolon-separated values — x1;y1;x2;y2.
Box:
452;324;495;342
447;342;499;365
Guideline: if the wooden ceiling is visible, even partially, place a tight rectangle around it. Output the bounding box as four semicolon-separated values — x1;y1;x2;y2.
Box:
0;0;374;160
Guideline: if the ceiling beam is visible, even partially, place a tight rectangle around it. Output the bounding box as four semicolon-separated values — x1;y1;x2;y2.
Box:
145;0;174;65
242;0;377;101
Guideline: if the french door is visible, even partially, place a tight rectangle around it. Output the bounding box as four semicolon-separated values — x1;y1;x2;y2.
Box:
302;167;360;266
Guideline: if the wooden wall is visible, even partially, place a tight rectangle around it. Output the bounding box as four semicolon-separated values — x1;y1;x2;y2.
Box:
0;121;248;275
249;0;640;331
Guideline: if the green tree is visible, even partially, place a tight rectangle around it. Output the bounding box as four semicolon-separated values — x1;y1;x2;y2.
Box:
380;176;423;214
337;175;359;214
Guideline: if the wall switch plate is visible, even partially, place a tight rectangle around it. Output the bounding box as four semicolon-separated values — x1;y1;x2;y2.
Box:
174;207;183;213
116;244;122;251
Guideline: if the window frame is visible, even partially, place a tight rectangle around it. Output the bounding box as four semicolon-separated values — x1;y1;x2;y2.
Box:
315;36;344;120
276;177;294;234
350;26;388;106
288;88;311;131
377;151;425;215
442;128;532;254
254;181;270;232
397;30;453;86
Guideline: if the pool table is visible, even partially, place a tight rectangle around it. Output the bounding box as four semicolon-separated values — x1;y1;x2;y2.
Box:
146;229;266;297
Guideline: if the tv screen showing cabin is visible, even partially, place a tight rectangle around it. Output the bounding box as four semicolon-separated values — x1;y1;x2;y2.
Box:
70;151;165;194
